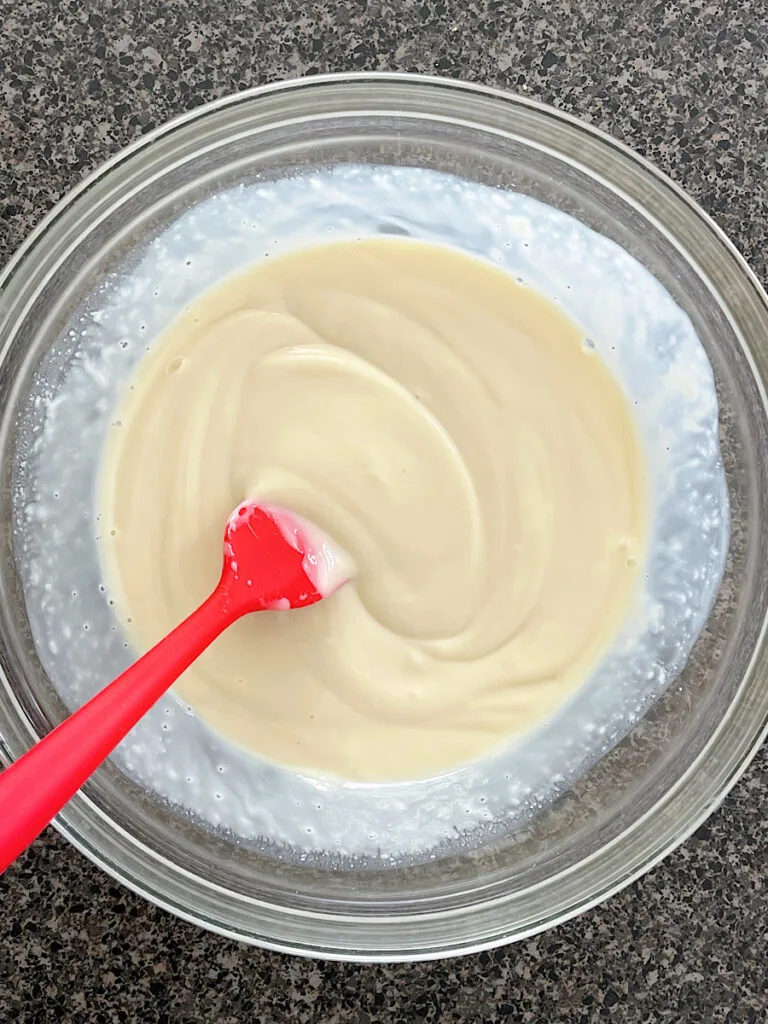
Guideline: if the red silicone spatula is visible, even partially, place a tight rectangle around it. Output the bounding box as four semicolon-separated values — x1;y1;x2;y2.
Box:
0;501;351;874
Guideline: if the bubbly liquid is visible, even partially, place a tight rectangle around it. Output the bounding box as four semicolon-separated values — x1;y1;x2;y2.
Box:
14;166;728;856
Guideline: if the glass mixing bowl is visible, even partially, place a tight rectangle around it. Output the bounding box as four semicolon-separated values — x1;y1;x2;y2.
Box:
1;73;767;961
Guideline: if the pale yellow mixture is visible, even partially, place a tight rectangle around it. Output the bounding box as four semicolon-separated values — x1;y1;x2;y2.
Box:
99;238;646;782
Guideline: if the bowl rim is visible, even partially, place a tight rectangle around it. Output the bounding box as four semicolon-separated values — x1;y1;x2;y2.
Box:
1;71;767;962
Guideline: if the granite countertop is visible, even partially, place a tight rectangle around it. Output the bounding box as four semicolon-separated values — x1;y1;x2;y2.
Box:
1;1;766;1020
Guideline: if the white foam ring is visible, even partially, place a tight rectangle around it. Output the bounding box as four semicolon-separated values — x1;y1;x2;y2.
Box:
13;166;729;861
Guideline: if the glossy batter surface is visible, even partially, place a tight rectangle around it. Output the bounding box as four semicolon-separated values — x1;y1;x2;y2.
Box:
98;238;646;781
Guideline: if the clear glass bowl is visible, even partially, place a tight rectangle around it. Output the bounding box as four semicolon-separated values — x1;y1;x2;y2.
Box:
1;73;767;961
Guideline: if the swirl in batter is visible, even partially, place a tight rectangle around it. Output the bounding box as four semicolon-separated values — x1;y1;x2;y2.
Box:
98;238;646;781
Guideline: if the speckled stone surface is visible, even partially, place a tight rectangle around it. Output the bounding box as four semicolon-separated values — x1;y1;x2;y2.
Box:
1;1;767;1020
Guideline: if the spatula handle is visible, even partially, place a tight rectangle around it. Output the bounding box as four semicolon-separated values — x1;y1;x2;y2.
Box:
0;589;230;874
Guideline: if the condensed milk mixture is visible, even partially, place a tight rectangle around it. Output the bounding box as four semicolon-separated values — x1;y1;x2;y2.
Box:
98;238;646;782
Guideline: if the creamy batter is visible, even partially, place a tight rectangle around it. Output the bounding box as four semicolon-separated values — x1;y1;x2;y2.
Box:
98;238;646;782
